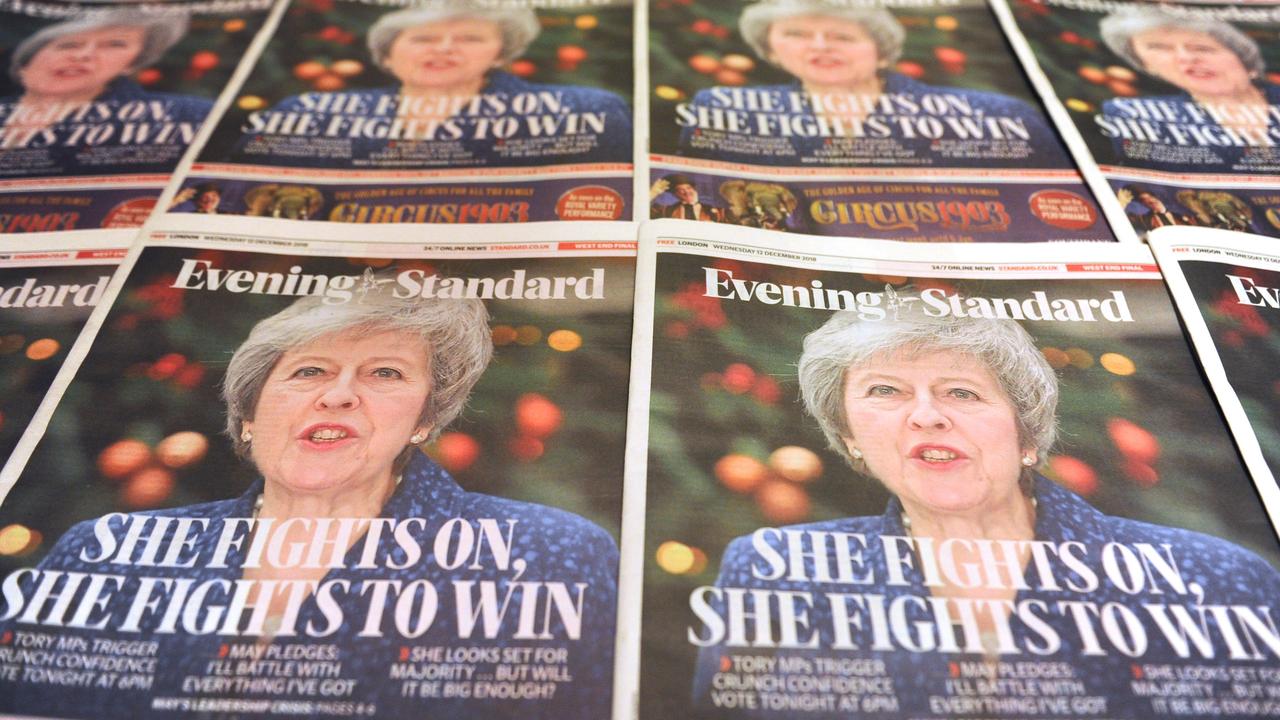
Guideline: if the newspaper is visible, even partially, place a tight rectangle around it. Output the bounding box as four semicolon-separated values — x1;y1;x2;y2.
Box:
0;0;277;232
1150;226;1280;515
645;0;1114;242
993;0;1280;242
0;216;634;719
160;0;636;225
0;231;126;467
618;219;1280;719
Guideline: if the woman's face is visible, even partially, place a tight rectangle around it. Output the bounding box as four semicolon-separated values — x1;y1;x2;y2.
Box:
766;15;882;90
1130;28;1252;97
384;18;504;92
19;26;146;100
842;349;1028;519
242;328;431;498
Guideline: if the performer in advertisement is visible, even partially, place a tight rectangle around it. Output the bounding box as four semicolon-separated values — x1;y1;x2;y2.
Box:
167;182;223;214
677;0;1067;167
6;285;618;718
1099;7;1280;174
234;0;632;168
1116;184;1198;231
693;302;1280;717
0;9;212;176
650;173;729;222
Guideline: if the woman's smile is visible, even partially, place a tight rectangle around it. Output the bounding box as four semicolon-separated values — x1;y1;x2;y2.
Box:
53;65;91;78
298;422;359;448
911;443;967;467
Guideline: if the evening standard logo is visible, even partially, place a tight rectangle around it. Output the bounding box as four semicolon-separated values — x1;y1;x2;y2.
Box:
703;267;1134;322
1227;275;1280;308
171;259;605;304
0;275;110;308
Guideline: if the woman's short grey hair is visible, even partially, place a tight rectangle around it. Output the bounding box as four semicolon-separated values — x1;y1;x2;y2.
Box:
1100;7;1263;78
10;9;188;85
367;2;540;69
222;281;493;466
739;0;905;67
798;299;1058;473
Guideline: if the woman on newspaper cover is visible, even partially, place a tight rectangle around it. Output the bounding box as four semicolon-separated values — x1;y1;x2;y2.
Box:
1099;7;1280;174
232;0;632;168
676;0;1067;167
0;9;212;176
693;301;1280;718
6;286;618;719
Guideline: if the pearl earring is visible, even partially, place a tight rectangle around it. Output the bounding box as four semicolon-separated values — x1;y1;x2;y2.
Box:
851;448;863;460
409;433;426;445
1021;455;1035;467
241;429;253;443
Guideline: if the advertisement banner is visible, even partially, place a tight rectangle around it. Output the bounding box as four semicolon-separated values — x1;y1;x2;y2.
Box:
619;221;1280;719
647;0;1113;241
0;0;274;231
170;0;636;224
996;0;1280;241
0;218;634;719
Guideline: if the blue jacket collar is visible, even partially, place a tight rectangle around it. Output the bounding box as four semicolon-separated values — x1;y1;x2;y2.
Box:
879;472;1106;543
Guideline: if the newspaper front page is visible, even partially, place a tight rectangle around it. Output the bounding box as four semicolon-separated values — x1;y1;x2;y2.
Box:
1150;226;1280;511
646;0;1113;242
995;0;1280;242
0;0;276;232
618;220;1280;719
163;0;636;225
0;217;634;719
